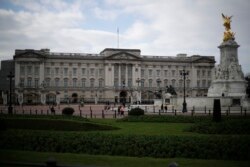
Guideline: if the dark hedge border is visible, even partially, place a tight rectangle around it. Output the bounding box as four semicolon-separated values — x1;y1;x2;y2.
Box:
0;118;119;131
0;130;249;160
118;115;250;123
186;119;250;134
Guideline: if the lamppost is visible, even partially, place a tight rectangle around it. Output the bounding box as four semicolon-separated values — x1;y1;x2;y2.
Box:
7;71;14;114
136;78;141;104
156;79;164;112
180;69;189;113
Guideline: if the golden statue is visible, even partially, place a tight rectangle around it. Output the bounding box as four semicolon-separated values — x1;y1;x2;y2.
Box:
222;13;235;42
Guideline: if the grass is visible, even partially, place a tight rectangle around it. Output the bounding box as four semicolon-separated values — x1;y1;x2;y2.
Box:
1;150;250;167
90;119;199;136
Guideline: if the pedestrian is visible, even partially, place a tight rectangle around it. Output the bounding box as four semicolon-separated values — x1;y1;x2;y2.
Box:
51;106;55;115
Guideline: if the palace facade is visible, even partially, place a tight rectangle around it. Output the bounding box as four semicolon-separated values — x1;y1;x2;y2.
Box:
13;48;215;105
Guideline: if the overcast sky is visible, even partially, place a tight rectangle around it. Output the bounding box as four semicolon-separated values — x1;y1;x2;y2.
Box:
0;0;249;74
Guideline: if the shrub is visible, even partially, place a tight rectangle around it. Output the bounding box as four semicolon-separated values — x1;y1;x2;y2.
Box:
128;108;144;116
0;130;249;160
213;99;221;122
62;107;75;116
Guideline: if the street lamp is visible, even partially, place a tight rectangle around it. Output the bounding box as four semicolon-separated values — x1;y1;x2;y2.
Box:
136;78;141;104
180;69;189;113
7;71;14;114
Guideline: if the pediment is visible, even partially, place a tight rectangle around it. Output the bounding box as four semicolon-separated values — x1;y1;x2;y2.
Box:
105;51;141;60
14;50;47;59
192;57;215;63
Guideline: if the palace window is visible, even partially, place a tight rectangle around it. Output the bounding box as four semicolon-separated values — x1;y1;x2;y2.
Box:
55;68;59;76
55;78;60;87
73;78;77;87
149;79;153;87
35;79;39;88
156;70;160;77
73;68;77;76
27;78;32;87
90;78;95;87
141;69;145;78
64;68;68;76
20;78;24;87
164;79;168;87
45;78;50;87
164;70;168;77
81;79;86;87
141;79;145;88
90;68;95;76
171;79;176;87
149;69;152;77
172;70;175;77
34;67;39;75
20;66;25;75
82;68;86;76
27;66;32;75
64;78;68;87
99;79;103;87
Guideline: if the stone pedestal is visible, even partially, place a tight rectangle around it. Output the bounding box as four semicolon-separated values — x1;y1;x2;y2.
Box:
208;40;246;97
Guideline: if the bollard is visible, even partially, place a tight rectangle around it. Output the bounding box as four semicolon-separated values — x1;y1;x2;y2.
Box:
90;106;92;118
191;110;194;116
102;110;104;119
114;110;117;118
174;109;177;116
158;109;161;115
226;110;228;116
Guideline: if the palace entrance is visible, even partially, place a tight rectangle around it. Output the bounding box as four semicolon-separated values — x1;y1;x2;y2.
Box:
119;90;127;104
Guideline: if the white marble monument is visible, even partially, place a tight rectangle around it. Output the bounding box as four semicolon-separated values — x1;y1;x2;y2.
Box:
208;14;246;97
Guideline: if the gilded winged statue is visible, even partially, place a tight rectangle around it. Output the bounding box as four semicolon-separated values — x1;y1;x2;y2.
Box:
222;13;235;42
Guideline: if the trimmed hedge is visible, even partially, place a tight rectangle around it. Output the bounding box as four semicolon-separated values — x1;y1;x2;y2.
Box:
118;115;250;123
62;107;75;115
128;108;144;116
186;119;250;134
0;118;119;131
0;130;249;160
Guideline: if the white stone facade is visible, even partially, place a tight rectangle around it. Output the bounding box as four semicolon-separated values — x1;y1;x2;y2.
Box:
208;40;247;97
14;48;215;105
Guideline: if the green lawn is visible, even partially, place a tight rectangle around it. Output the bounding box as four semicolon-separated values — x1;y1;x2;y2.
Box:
90;118;199;136
1;150;249;167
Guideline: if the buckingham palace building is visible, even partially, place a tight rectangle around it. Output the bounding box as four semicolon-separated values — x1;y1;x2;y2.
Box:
13;48;215;105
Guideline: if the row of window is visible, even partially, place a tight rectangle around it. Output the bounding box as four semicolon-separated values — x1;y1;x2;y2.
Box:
19;78;104;88
20;66;104;77
197;70;211;78
141;69;191;78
